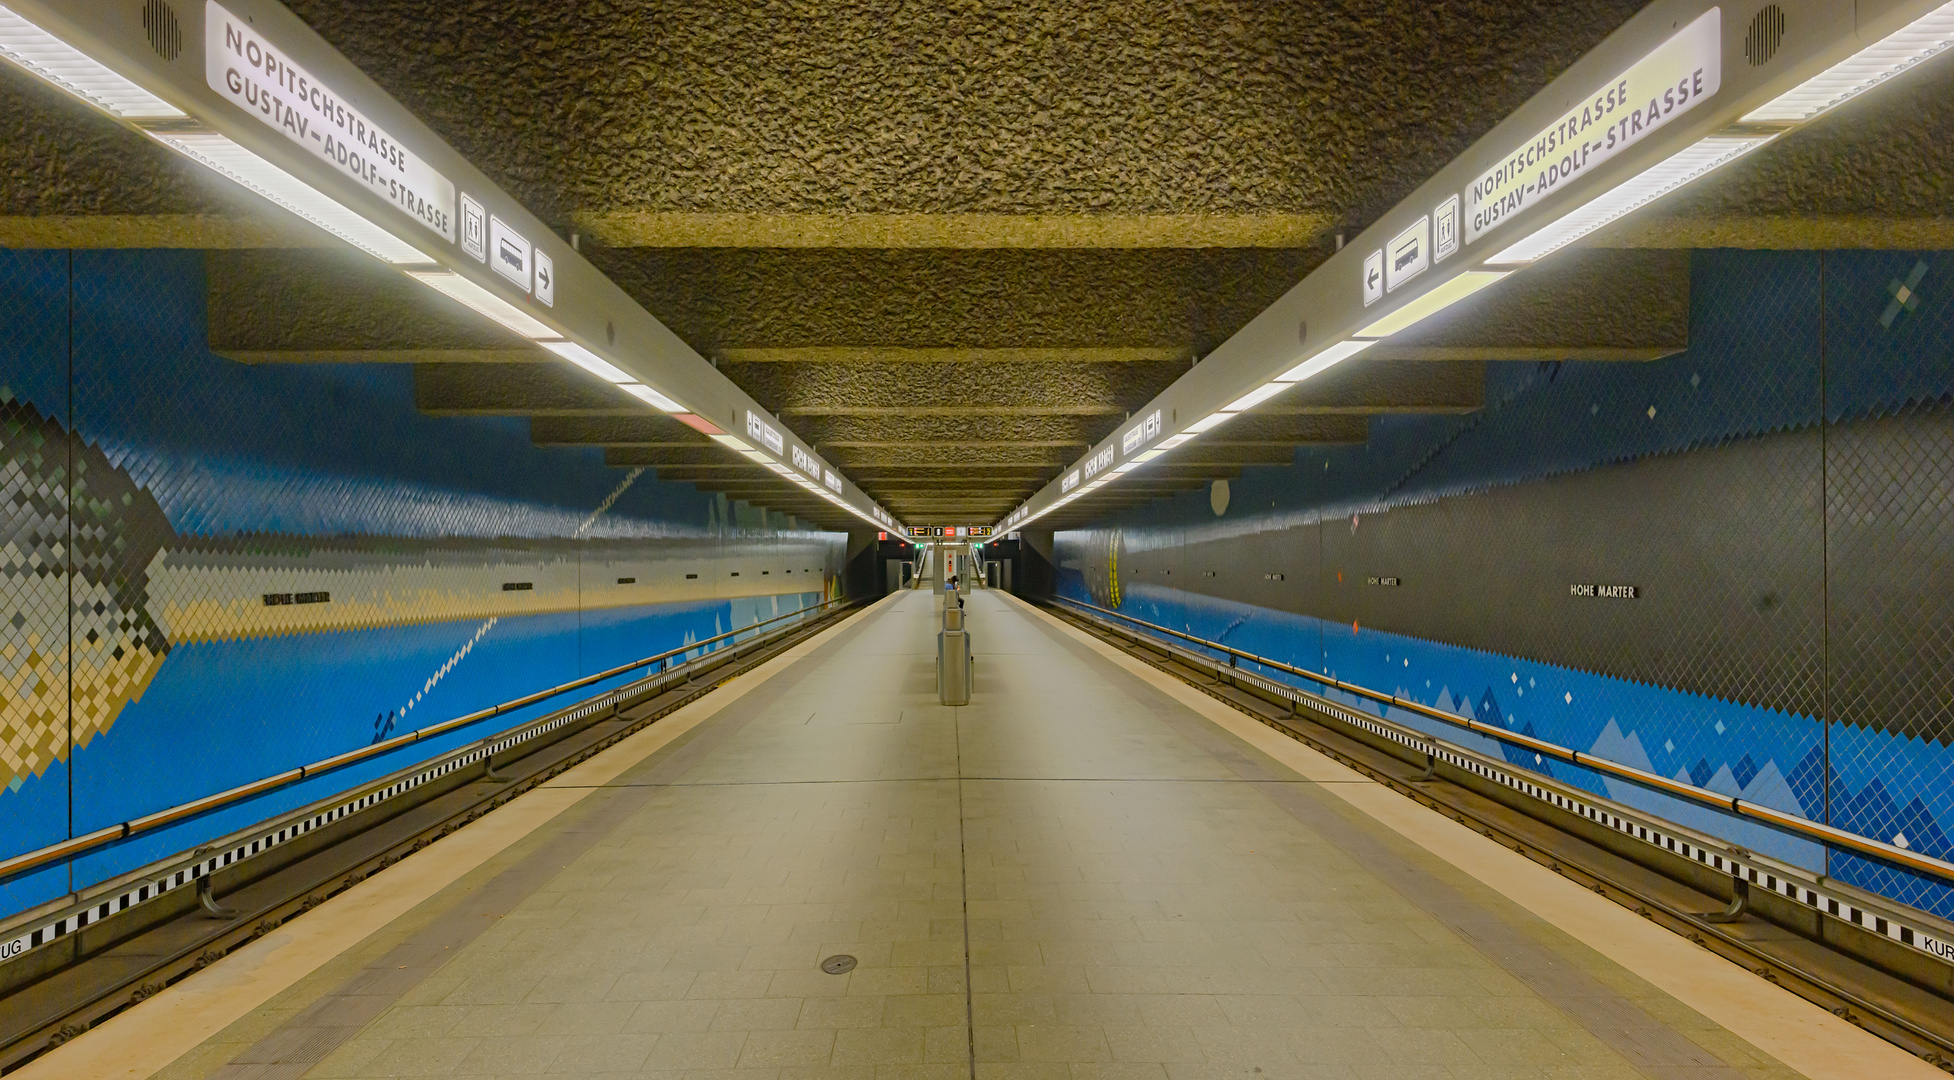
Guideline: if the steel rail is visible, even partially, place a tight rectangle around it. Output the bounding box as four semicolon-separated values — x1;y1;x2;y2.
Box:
0;596;847;885
1045;600;1954;1067
1051;595;1954;888
0;595;869;1074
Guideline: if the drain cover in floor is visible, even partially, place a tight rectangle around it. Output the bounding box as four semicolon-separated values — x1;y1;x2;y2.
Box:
820;954;857;974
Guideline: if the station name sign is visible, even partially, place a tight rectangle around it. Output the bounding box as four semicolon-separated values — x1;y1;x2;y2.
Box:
1570;583;1638;599
1466;9;1719;245
206;2;455;243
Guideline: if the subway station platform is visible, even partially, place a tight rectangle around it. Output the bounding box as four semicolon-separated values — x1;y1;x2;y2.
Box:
22;590;1926;1080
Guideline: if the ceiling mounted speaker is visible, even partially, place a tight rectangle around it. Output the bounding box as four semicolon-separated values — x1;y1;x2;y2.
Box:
142;0;182;61
1745;5;1785;67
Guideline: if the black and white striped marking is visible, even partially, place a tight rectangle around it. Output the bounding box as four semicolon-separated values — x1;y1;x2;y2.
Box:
1145;632;1954;970
0;669;658;966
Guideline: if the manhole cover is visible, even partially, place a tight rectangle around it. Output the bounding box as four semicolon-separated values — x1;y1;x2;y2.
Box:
819;954;857;975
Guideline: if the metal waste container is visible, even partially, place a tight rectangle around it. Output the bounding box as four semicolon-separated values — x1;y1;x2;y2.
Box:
938;606;972;705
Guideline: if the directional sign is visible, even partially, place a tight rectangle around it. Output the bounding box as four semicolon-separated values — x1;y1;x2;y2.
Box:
533;251;554;307
1362;249;1385;306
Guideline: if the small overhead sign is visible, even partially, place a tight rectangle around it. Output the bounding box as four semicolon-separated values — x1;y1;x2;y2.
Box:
489;216;532;291
1433;195;1460;263
1362;249;1384;306
1386;216;1429;292
744;411;785;455
459;194;486;262
534;251;555;307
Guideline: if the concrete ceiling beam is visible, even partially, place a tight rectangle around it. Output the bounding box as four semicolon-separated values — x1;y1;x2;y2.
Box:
1202;416;1371;443
414;363;637;417
714;347;1194;365
794;415;1112;445
529;416;708;447
1363;249;1688;363
1251;360;1484;415
601;449;754;468
723;360;1185;415
207;249;535;363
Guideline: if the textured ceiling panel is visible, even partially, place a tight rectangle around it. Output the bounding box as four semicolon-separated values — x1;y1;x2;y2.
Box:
14;0;1942;521
277;0;1648;224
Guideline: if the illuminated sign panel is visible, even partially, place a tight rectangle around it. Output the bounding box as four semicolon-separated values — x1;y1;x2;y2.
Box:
1433;195;1460;262
459;194;486;261
206;2;455;243
1061;470;1080;493
823;469;843;494
792;445;820;478
1081;446;1114;481
745;411;785;455
489;215;531;291
1386;216;1429;292
1465;10;1719;245
1120;410;1164;456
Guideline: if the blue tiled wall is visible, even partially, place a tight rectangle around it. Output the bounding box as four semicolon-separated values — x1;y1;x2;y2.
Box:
0;249;845;919
1056;249;1954;919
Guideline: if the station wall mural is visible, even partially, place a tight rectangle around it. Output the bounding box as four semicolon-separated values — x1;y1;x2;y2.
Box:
1055;249;1954;920
0;248;845;919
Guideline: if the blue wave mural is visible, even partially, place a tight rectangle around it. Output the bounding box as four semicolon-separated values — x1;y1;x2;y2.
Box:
1056;249;1954;919
0;248;845;919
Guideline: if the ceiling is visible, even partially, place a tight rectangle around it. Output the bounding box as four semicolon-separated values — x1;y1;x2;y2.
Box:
4;0;1951;529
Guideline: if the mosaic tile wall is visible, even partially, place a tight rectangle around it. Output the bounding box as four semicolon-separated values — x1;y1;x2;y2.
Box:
0;248;847;919
1055;249;1954;920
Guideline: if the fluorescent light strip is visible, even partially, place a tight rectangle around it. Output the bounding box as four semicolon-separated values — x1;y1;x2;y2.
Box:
0;6;182;118
1223;382;1291;412
1746;2;1954;123
741;450;774;465
1276;338;1376;382
620;383;684;412
1486;135;1772;266
1182;412;1236;434
1356;270;1509;338
151;131;429;264
540;340;631;382
407;269;558;338
0;9;964;538
1156;433;1195;450
711;434;755;453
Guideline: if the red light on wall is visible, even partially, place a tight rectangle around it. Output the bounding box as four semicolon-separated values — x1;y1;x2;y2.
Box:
878;531;887;540
675;413;725;435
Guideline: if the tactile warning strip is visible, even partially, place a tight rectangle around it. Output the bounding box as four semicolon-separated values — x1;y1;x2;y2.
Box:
1120;624;1954;971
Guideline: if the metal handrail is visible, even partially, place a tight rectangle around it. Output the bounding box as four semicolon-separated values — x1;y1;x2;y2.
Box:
1051;595;1954;888
0;595;851;884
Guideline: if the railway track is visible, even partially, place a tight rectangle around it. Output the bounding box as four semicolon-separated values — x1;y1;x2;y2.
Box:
0;599;862;1074
1043;599;1954;1073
